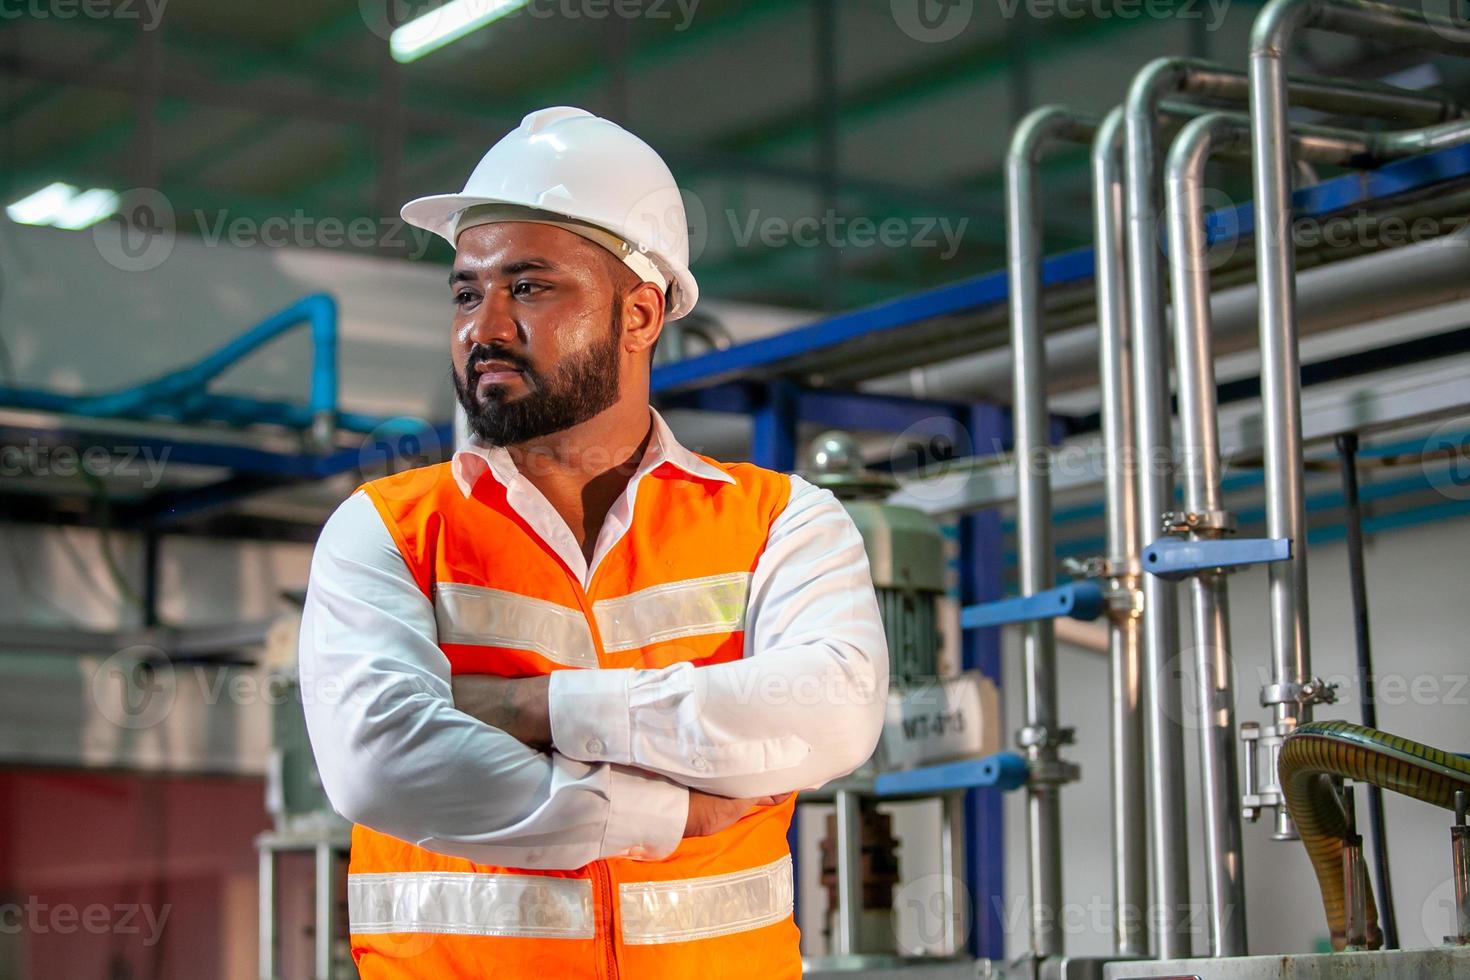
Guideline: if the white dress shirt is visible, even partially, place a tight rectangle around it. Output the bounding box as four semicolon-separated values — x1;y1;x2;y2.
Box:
300;408;888;871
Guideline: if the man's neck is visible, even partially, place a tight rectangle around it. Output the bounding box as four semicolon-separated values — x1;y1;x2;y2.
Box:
505;404;654;562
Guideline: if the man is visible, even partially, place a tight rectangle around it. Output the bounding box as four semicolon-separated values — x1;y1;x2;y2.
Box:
300;106;888;979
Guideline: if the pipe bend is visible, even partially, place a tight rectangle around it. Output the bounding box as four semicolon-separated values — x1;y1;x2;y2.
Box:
1250;0;1321;58
1008;105;1099;165
1281;720;1470;950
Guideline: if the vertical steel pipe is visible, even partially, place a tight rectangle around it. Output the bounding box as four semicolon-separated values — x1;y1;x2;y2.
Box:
833;789;863;956
1118;56;1438;952
1247;0;1470;841
1123;59;1200;958
1164;112;1252;958
1091;105;1149;962
1006;105;1098;960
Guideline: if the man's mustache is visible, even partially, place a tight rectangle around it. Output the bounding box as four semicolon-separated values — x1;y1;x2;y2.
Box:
466;345;534;376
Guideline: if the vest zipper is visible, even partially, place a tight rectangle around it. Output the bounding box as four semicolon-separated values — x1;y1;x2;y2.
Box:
592;860;619;980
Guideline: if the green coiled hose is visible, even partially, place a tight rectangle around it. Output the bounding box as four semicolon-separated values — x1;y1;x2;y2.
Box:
1281;719;1470;950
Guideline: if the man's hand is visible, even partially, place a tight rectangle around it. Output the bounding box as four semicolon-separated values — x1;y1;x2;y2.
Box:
683;791;792;838
451;675;553;751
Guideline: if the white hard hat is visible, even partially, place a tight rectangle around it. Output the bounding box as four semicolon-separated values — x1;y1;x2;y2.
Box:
401;106;699;320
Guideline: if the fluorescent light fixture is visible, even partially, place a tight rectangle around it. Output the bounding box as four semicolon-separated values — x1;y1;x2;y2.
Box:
7;181;119;230
391;0;530;63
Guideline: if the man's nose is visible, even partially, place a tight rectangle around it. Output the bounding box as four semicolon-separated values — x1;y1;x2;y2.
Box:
465;291;520;347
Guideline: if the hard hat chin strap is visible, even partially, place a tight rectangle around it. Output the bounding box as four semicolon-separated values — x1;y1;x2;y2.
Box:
454;203;671;302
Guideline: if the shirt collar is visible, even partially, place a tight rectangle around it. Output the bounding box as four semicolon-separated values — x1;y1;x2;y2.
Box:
450;407;736;498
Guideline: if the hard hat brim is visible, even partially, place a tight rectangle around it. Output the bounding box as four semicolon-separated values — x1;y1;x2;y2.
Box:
399;193;699;320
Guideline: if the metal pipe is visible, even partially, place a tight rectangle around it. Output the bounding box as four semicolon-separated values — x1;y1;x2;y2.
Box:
1123;59;1196;958
1453;791;1470;945
1160;102;1465;958
1248;0;1470;840
1122;60;1462;941
1336;431;1399;949
833;789;862;956
1164;111;1252;959
863;224;1470;403
1006;104;1099;960
1091;105;1149;962
1342;782;1369;949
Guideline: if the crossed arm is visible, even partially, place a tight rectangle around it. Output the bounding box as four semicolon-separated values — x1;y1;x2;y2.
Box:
299;477;887;871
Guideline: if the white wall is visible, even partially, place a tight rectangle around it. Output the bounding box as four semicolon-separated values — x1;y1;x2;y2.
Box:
1001;513;1470;959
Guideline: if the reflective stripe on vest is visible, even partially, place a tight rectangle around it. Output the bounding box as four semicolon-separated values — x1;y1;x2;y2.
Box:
434;572;752;658
346;856;792;945
619;855;793;945
348;871;594;939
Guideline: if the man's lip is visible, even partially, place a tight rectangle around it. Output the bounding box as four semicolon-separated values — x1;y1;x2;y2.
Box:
474;359;523;376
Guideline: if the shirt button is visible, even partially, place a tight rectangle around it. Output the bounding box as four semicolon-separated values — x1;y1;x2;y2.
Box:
691;756;708;771
586;737;605;755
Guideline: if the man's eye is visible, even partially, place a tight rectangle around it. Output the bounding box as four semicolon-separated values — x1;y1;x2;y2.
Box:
512;281;546;297
455;290;478;305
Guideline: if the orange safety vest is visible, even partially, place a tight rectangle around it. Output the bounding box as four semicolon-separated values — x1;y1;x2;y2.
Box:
346;453;802;979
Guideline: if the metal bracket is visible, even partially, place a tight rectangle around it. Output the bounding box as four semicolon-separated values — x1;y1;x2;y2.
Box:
1160;508;1236;535
1142;535;1291;580
1262;676;1340;708
961;581;1106;629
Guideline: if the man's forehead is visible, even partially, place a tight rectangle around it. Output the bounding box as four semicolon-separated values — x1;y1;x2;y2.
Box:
452;221;602;272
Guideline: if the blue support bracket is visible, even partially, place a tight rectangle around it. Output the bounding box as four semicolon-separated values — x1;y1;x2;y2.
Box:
960;579;1106;630
1142;536;1291;580
873;752;1030;798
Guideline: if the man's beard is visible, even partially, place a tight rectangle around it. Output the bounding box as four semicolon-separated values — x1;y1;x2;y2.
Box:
452;303;623;447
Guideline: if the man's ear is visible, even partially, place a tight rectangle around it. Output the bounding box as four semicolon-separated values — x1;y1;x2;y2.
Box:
620;280;665;360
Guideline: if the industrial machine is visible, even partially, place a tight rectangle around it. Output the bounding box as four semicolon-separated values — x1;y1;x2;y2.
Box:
800;431;1019;974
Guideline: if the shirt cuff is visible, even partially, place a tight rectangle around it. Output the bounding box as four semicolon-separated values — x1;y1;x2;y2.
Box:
549;667;633;765
601;765;688;861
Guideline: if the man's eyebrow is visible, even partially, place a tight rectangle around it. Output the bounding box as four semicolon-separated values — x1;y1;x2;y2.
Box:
449;257;559;286
501;256;557;275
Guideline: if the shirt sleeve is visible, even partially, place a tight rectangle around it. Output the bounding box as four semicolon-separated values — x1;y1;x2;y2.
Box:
299;491;689;870
548;474;889;799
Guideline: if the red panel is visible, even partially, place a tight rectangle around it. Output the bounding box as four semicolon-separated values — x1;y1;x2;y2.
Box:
0;769;270;980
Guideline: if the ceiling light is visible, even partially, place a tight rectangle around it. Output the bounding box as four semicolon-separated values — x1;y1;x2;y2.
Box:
390;0;530;63
7;182;119;230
